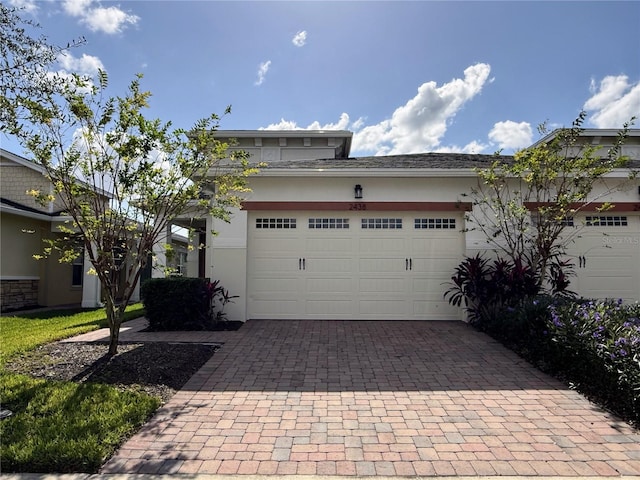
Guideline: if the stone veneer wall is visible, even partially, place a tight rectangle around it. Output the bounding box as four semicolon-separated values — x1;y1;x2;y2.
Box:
1;279;39;312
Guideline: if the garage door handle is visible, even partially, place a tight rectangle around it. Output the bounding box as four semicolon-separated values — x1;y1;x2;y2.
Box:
410;258;412;270
299;258;306;270
406;258;408;270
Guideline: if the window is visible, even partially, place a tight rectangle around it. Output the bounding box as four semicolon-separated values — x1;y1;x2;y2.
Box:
71;254;84;287
361;218;402;229
176;252;188;276
586;216;628;227
414;218;456;229
531;215;574;227
308;218;349;229
256;218;297;229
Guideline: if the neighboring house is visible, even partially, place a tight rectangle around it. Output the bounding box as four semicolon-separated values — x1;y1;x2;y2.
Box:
1;148;80;311
175;129;639;322
0;148;139;312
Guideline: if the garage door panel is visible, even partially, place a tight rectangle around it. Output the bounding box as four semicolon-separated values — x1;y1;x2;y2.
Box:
306;277;352;293
411;257;460;273
359;257;405;273
412;278;451;295
305;237;353;253
359;277;407;294
305;299;354;316
306;257;353;273
359;237;406;253
358;299;408;316
583;254;636;271
251;276;301;293
412;237;462;254
252;257;299;273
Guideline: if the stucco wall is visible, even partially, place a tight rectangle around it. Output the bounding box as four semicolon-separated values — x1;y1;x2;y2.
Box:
41;249;82;307
0;212;47;277
244;175;477;203
0;212;82;308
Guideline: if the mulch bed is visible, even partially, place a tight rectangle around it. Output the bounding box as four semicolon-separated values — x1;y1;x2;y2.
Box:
4;341;219;403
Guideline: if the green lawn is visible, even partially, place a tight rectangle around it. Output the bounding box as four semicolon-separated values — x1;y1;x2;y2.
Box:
0;305;161;473
0;304;145;365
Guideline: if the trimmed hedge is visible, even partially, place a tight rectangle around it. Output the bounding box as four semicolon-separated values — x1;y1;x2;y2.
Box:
141;277;211;331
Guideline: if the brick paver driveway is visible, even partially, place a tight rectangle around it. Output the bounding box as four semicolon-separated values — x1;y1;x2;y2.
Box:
102;320;640;476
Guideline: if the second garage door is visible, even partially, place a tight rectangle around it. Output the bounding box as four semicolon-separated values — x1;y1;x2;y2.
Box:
247;211;465;320
564;213;640;303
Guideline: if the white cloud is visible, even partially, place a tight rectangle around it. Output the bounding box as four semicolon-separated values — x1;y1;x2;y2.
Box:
260;64;493;156
46;52;104;94
584;75;640;128
292;30;307;47
352;63;492;155
262;112;362;132
8;0;38;13
62;0;139;34
57;52;104;76
433;140;490;154
255;60;272;86
488;120;533;150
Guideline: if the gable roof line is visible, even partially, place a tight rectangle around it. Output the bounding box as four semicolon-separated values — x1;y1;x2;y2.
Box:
0;198;72;222
531;128;640;148
0;148;47;174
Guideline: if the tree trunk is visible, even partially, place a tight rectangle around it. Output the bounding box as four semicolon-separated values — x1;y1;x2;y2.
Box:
108;321;120;356
104;296;121;356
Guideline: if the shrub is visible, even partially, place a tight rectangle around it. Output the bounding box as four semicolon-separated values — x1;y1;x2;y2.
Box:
445;253;575;329
445;253;541;326
546;299;640;423
141;277;210;330
141;277;236;331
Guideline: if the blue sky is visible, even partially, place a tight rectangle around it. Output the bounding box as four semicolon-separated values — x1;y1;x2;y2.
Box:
4;0;640;157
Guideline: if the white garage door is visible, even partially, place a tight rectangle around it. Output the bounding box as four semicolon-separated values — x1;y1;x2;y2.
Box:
565;214;640;303
247;211;465;320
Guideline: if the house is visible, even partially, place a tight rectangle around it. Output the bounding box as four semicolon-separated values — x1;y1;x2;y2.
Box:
3;128;639;317
0;148;140;312
176;129;640;322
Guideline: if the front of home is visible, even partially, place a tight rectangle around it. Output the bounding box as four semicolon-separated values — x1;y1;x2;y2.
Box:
2;129;639;317
185;129;640;322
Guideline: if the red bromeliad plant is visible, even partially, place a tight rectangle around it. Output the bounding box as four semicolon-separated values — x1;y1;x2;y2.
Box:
444;253;574;326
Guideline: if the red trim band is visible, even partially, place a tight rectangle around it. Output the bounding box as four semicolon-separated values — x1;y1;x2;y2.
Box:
241;201;472;212
524;202;640;212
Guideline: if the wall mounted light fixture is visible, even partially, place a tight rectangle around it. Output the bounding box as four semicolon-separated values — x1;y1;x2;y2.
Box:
354;184;363;199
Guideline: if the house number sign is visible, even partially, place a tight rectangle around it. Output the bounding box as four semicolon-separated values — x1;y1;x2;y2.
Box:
349;203;367;211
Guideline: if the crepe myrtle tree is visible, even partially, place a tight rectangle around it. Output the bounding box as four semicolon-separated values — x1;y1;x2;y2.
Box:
463;111;636;291
12;71;257;355
0;3;85;135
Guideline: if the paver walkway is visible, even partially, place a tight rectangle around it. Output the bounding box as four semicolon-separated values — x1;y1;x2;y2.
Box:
98;320;639;476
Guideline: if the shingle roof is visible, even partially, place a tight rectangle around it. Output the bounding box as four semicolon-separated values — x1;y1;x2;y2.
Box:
0;197;65;216
257;152;640;170
258;152;513;169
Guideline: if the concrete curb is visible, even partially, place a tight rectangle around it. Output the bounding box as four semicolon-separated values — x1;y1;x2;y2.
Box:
3;476;640;480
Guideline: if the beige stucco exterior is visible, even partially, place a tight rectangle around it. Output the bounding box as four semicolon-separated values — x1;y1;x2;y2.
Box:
199;130;640;322
1;149;85;311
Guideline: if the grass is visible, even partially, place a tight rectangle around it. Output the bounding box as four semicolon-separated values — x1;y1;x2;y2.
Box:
0;304;161;473
0;304;145;365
